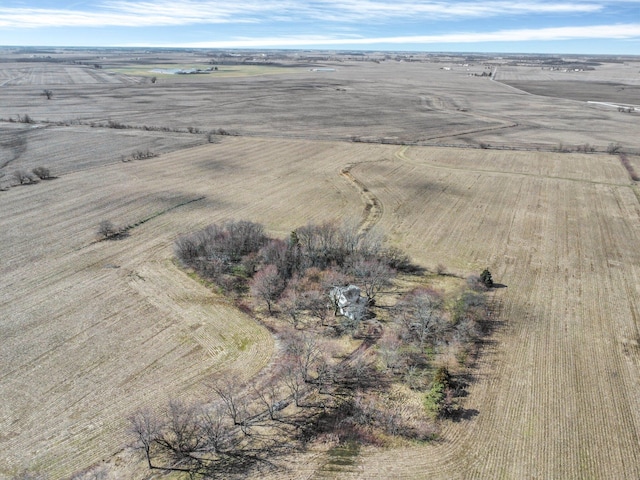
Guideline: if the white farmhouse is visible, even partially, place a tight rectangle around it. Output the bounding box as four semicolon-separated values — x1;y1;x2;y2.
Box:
329;285;366;320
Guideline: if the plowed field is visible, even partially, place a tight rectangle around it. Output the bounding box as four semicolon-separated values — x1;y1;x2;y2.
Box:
3;137;640;478
3;53;640;479
334;145;640;479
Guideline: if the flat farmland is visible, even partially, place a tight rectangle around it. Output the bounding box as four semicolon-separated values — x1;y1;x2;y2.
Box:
0;124;206;187
3;52;640;479
4;136;640;478
494;63;640;104
2;57;638;149
0;63;141;86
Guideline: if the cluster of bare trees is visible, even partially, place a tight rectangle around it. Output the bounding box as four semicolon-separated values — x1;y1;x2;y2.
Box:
175;220;268;287
120;149;157;162
130;280;490;477
378;286;488;401
9;167;51;186
175;219;407;333
6;114;35;124
150;219;495;477
130;326;439;478
607;142;622;154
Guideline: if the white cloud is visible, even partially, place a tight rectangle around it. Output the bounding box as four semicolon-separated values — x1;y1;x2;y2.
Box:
0;0;607;28
310;0;603;20
149;24;640;48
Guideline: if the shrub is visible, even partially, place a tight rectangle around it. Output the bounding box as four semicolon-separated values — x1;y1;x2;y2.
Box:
18;114;34;124
576;143;594;153
607;142;622;154
32;166;51;179
12;169;37;185
97;220;120;239
107;120;127;129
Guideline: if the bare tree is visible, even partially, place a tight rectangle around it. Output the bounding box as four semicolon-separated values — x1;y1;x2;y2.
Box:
250;265;284;313
130;401;210;475
396;288;449;347
351;258;395;305
282;331;323;383
337;216;362;257
252;381;287;421
304;289;331;326
129;408;161;470
355;225;386;259
280;358;306;407
259;239;293;279
42;89;53;100
279;282;305;328
212;382;250;429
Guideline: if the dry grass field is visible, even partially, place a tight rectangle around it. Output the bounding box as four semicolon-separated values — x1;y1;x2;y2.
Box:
2;49;640;479
494;62;640;104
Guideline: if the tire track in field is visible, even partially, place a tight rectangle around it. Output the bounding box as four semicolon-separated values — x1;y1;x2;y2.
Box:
340;165;384;233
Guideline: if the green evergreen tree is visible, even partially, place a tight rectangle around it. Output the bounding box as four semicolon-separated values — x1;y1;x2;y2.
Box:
480;269;494;288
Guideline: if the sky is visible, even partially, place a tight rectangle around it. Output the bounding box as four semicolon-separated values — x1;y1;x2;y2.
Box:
0;1;639;54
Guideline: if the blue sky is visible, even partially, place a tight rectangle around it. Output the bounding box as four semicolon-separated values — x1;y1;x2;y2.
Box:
0;1;639;54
